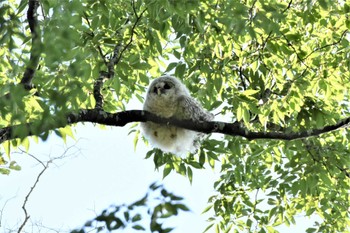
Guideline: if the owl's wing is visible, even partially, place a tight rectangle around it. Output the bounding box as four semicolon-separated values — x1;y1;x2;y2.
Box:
176;95;214;122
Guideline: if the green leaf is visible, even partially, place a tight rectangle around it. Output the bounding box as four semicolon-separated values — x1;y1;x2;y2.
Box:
318;0;328;9
165;62;178;72
237;104;250;124
9;161;21;171
306;228;317;233
214;77;223;93
242;89;260;96
123;211;130;222
236;105;244;122
242;107;250;124
203;223;214;233
187;166;193;184
163;163;172;179
0;168;10;175
175;203;190;212
266;226;278;233
133;130;140;151
132;225;146;231
202;205;213;214
58;126;75;143
215;224;220;233
175;63;186;78
199;149;205;166
3;141;11;157
305;207;315;216
131;214;142;222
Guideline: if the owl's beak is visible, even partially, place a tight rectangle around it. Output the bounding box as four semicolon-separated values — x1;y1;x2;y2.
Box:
153;86;164;95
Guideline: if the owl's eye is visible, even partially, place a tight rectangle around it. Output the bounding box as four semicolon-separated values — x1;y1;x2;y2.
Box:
164;83;172;89
152;87;158;93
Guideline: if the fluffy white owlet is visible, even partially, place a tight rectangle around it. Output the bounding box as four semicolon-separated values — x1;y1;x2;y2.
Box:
140;75;214;156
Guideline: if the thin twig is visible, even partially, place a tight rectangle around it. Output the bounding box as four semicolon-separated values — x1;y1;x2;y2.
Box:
282;0;293;13
306;142;350;180
18;148;45;167
16;143;81;232
115;6;147;64
0;196;16;228
304;30;349;60
17;161;50;233
238;66;249;90
83;12;108;66
281;33;310;69
335;165;350;178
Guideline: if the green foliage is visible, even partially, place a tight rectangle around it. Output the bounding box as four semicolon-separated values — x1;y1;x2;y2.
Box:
145;146;218;184
71;182;189;233
1;0;350;232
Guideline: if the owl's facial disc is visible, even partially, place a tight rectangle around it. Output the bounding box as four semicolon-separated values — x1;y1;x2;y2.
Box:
152;81;173;96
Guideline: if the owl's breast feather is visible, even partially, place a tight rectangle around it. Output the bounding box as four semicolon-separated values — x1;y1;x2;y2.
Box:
144;96;178;118
140;122;198;157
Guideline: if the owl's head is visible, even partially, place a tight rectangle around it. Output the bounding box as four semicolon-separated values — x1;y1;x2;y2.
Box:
143;75;190;114
147;75;190;99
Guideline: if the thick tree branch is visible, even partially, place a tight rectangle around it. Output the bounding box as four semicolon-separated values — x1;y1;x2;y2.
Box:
93;72;109;109
107;43;122;78
21;0;41;90
0;109;349;145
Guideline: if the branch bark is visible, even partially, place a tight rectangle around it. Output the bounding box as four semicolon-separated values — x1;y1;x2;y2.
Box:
0;109;349;145
93;72;109;109
20;0;41;90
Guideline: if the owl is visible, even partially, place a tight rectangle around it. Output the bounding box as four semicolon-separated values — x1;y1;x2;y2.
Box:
140;75;214;156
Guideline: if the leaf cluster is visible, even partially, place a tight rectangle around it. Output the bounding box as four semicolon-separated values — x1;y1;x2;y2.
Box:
71;182;189;233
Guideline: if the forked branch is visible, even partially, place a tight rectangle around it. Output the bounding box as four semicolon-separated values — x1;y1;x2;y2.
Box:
16;146;81;232
17;162;49;233
91;2;146;109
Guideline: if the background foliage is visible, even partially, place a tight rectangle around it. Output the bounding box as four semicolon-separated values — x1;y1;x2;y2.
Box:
72;183;189;233
1;0;350;232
